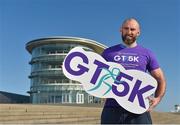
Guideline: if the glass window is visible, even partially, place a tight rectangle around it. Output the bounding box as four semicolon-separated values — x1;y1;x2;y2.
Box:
62;94;70;103
76;93;84;104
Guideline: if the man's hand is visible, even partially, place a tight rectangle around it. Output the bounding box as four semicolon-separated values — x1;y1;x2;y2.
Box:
147;97;161;112
148;68;166;112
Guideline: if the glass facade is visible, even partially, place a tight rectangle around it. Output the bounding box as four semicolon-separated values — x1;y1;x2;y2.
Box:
26;37;106;104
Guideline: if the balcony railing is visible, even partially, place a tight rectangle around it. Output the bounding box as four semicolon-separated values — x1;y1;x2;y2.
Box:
29;69;64;78
30;84;84;92
32;82;81;86
29;54;66;64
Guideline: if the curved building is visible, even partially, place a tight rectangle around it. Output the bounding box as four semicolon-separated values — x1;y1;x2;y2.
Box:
26;36;107;104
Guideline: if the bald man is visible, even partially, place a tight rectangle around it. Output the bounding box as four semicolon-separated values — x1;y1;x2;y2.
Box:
101;18;166;124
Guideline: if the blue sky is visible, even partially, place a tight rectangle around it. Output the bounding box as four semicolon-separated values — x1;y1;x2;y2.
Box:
0;0;179;112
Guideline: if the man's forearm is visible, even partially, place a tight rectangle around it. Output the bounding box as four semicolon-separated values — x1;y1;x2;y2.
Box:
155;79;166;100
151;68;166;100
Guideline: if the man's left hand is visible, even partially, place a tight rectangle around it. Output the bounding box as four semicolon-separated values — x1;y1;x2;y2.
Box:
147;97;161;112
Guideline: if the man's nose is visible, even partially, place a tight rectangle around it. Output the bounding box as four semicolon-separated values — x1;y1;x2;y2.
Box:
127;29;132;35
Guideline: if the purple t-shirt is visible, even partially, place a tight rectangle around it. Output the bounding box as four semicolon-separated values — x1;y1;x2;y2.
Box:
102;44;159;107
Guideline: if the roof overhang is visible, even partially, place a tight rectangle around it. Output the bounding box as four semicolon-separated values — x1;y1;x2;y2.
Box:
26;36;107;54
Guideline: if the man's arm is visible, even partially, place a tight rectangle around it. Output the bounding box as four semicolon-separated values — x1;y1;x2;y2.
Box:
147;68;166;111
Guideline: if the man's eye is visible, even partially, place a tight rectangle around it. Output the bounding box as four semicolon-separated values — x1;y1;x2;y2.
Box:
130;28;136;31
124;27;129;30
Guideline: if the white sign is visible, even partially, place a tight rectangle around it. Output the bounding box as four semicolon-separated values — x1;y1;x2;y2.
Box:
62;47;157;114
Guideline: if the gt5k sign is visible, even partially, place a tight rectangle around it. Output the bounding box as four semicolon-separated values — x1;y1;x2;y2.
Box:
62;47;157;114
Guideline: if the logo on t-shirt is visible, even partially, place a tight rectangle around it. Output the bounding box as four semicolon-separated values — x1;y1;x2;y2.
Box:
113;53;140;69
114;55;139;62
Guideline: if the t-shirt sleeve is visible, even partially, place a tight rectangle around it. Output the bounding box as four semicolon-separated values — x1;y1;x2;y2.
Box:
101;49;108;61
101;50;105;57
147;50;160;72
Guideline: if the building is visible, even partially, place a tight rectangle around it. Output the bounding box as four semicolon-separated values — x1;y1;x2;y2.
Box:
26;36;107;104
174;104;180;112
0;91;30;103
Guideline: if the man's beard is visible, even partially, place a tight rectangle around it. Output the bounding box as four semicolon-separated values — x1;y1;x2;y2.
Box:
122;35;136;45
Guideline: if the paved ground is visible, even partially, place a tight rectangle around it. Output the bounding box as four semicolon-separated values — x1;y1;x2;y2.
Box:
0;104;179;124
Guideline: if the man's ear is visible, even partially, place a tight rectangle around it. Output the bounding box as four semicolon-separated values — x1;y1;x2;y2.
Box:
120;28;122;33
137;31;140;36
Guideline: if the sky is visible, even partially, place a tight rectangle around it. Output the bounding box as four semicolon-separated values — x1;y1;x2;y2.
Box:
0;0;179;112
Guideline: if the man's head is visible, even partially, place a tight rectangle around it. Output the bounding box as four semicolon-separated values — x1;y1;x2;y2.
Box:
120;18;140;45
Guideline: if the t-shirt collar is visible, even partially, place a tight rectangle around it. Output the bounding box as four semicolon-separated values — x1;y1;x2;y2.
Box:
122;41;138;48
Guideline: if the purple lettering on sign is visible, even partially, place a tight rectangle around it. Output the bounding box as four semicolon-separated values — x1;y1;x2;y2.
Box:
64;52;89;76
90;60;109;84
112;72;133;97
128;79;154;108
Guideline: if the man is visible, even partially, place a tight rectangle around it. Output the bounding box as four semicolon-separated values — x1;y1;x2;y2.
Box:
101;18;166;124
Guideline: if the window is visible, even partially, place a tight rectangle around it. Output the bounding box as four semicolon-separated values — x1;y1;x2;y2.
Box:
62;94;71;103
88;95;94;103
76;93;84;104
